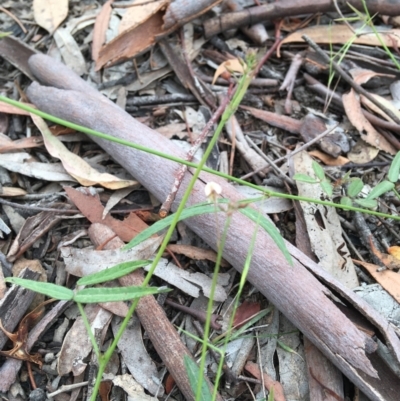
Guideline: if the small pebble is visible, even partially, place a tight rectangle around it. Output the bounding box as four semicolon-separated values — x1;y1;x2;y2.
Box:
29;388;46;401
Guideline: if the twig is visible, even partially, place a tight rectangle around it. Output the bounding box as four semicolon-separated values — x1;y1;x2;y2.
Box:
302;34;400;125
0;6;27;34
245;135;294;186
191;320;237;385
165;299;222;330
0;198;78;213
47;381;89;398
240;124;338;180
279;53;303;114
159;94;232;217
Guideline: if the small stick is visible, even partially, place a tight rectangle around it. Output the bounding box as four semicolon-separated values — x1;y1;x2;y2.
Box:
27;361;37;389
159;94;231;217
302;34;400;125
240;124;338;180
192;320;237;385
165;299;222;331
47;382;89;398
280;53;303;114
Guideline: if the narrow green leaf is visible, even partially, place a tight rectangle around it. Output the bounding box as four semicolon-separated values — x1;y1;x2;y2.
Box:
293;174;318;184
388;152;400;183
0;32;11;39
347;178;364;198
277;339;304;361
123;201;228;250
220;308;272;344
184;355;213;401
312;161;325;180
5;277;73;300
366;181;394;200
340;196;352;207
77;260;151;286
355;198;377;209
320;180;333;197
268;387;275;401
240;207;292;265
73;285;170;303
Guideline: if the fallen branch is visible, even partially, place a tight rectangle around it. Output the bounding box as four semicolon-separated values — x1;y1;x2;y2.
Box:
88;223;223;401
203;0;400;38
26;54;400;401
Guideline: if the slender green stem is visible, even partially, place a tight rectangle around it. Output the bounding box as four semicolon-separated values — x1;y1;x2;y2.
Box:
212;199;262;397
0;95;399;221
197;215;232;401
76;302;100;358
85;55;257;401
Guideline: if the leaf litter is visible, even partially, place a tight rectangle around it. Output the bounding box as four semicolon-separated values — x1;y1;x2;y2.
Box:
2;1;400;400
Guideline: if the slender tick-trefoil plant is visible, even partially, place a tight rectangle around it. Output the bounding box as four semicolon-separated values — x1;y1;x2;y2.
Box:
1;39;400;401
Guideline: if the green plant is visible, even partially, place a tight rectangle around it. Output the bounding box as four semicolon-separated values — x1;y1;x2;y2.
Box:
2;17;400;398
3;52;288;401
293;152;400;210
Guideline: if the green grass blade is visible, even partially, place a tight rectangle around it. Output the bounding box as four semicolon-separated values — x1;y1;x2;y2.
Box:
183;355;213;401
77;260;151;286
5;277;73;300
240;208;292;265
73;285;170;303
123;201;229;250
388;151;400;183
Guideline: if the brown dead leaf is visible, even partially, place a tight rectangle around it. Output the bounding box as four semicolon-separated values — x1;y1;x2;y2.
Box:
92;0;114;61
0;299;55;367
31;114;137;189
342;90;396;155
278;24;400;57
348;68;392;86
118;0;167;34
0;135;43;153
64;187;148;242
361;93;400;123
33;0;69;33
156;122;187;139
167;244;229;267
96;5;166;70
96;0;218;70
347;69;400;124
245;361;286;401
353;259;400;303
388;246;400;261
0;102;30;115
212;58;244;85
233;301;260;329
368;236;400;270
241;105;301;134
308;150;350;166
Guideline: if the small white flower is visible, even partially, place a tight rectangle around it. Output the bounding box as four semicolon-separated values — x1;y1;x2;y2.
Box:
205;182;222;202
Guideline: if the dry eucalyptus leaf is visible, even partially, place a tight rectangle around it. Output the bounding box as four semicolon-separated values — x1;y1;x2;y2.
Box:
342;90;396;155
33;0;69;33
31;114;137;189
293;151;359;289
